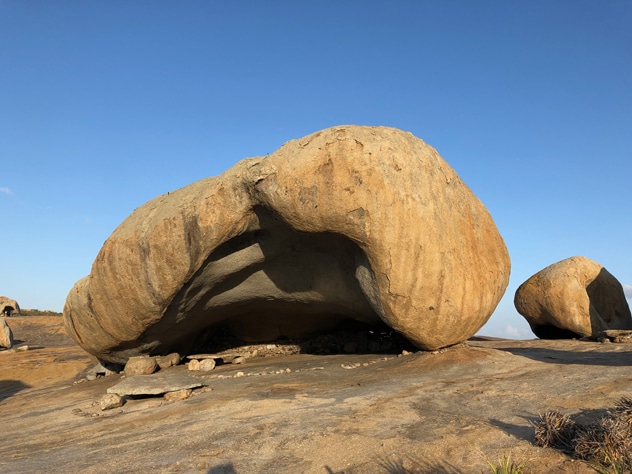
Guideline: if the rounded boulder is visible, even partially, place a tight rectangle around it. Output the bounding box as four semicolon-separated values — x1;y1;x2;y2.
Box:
515;256;632;338
64;125;510;363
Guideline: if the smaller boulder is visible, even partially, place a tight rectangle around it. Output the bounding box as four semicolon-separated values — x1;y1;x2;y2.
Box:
100;393;125;411
155;353;181;369
515;256;632;339
124;356;158;376
164;389;192;402
0;317;13;349
198;359;216;371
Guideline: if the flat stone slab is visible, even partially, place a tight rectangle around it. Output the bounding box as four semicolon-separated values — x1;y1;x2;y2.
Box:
107;371;204;396
186;353;222;360
187;353;246;364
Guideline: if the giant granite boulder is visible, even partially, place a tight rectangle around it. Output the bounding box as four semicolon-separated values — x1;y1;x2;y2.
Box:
64;125;510;364
515;256;632;339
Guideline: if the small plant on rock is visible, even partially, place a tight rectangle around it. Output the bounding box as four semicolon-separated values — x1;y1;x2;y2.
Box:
589;454;632;474
485;453;528;474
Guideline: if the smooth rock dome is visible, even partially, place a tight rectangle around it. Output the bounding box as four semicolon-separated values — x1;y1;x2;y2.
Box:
515;255;632;338
64;125;511;363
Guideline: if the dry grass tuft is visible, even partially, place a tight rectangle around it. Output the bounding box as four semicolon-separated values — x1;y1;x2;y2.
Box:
575;417;632;466
533;398;632;472
533;410;577;452
611;397;632;422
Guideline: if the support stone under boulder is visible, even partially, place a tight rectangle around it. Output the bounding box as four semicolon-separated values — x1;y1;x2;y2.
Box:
0;317;13;349
63;125;510;364
514;255;632;339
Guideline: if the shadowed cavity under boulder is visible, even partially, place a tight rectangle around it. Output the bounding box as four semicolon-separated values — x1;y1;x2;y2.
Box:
112;207;384;359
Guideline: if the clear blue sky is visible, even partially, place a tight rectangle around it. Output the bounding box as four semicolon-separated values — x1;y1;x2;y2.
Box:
1;1;631;339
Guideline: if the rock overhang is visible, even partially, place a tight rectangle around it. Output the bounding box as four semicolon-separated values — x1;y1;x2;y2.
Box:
64;125;511;364
133;206;386;356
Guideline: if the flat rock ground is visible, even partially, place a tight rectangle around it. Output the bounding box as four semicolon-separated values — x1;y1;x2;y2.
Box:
2;317;632;473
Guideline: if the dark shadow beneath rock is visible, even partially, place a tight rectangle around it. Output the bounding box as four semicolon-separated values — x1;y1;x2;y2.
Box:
490;346;632;367
489;417;538;443
0;380;31;402
207;464;237;474
530;324;581;340
193;321;419;357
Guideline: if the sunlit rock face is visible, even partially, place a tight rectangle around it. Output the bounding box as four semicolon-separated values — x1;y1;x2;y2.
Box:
64;125;510;364
515;256;632;339
0;297;20;316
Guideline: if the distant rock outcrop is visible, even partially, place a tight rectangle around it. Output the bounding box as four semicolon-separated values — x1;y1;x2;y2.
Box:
64;125;510;364
0;297;20;317
514;256;632;338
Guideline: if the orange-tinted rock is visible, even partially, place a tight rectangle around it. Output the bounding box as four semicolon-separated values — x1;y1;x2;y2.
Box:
64;126;510;363
515;256;632;338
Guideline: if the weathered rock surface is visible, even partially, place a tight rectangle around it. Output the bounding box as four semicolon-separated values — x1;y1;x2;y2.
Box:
515;256;632;339
0;296;20;316
0;317;92;394
64;125;510;363
0;317;13;349
3;317;632;473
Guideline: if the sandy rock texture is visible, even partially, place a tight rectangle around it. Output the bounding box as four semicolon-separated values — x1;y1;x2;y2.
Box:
515;256;632;338
64;125;510;364
4;315;632;473
0;317;92;391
